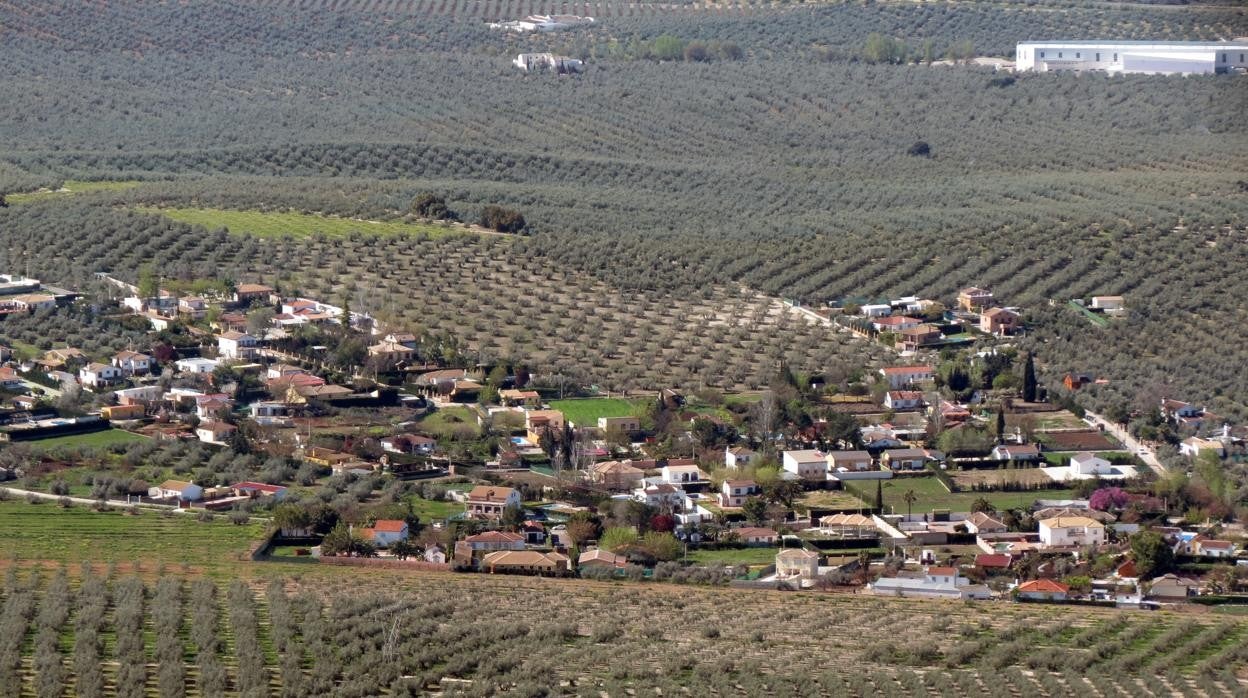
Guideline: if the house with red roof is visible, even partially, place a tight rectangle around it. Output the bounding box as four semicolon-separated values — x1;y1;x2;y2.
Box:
358;519;409;548
1016;579;1070;601
975;553;1013;571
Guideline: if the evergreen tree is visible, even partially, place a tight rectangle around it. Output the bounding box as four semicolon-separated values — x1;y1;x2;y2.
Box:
874;480;884;511
1022;352;1038;402
995;409;1006;442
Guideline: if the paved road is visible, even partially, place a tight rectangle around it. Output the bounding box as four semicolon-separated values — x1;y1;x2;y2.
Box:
1082;410;1166;477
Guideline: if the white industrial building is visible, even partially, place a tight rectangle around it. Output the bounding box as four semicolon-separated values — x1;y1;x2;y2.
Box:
1016;41;1248;75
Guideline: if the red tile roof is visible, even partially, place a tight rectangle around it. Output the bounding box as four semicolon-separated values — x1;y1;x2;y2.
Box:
975;554;1013;569
1017;579;1069;594
370;519;408;533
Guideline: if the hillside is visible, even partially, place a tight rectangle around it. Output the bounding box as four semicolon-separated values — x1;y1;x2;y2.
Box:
0;0;1245;418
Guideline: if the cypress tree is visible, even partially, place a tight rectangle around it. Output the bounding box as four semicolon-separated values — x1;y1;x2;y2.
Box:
874;480;884;511
1022;353;1037;403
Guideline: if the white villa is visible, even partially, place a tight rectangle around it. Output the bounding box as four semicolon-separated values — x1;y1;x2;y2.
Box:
1016;41;1248;75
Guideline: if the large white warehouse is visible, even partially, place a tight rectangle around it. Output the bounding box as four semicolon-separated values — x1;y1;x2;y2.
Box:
1016;41;1248;75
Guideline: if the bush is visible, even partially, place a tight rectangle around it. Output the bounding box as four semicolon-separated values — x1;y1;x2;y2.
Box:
479;205;526;234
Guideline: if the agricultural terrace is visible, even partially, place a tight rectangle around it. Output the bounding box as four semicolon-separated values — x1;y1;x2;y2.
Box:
0;564;1245;697
877;475;1073;514
139;207;473;239
0;499;264;573
5;180;140;205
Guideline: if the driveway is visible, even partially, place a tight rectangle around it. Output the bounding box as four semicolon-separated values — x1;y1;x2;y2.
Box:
1083;410;1165;477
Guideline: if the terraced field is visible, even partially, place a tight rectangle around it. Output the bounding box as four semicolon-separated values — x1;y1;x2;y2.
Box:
0;499;264;572
0;563;1245;697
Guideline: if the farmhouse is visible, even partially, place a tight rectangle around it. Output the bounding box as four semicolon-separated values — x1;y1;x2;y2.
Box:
150;480;203;502
718;479;760;508
957;287;994;312
1016;579;1070;601
991;443;1041;462
578;548;627;570
112;350;153;376
724;446;756;469
480;550;571;576
591;460;645;492
217;331;258;361
1180;437;1225;459
597;415;640;433
463;531;526;551
1016;41;1248;75
880;366;934;390
79;362;122;388
880;448;930;471
233;283;275;304
782;449;828;481
884;391;924;410
359;520;409;548
524;409;565;443
775;548;820;582
1038;516;1106;548
870;566;992;600
196;420;237;445
827;450;873;472
380;434;437;455
465;486;521;520
898;324;942;351
980;308;1021;335
634;483;686;510
733;527;778;546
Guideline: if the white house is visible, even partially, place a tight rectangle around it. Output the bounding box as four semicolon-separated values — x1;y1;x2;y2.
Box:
879;366;934;390
775;548;821;583
1180;437;1225;459
195;420;237;445
1070;452;1112;476
1016;40;1248;75
113;385;163;405
1016;579;1070;601
361;520;409;548
870;566;992;600
634;483;686;510
381;434;437;455
1090;296;1125;311
718;479;760;508
660;463;706;485
782;450;828;481
79;362;122;388
465;485;522;520
112;351;153;376
724;446;756;470
991;443;1041;462
149;479;203;501
1193;539;1237;558
1038;516;1106;548
884;391;924;410
175;357;219;374
217;331;258;361
861;304;891;317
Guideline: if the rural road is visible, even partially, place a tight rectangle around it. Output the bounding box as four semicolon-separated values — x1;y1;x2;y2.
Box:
0;486;182;510
1082;410;1166;477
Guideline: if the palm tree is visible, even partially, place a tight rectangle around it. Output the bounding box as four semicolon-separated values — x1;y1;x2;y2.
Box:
902;489;917;519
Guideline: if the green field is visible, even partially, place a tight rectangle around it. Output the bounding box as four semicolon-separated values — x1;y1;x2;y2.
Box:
6;179;141;204
407;494;465;521
878;475;1071;514
0;499;264;570
549;398;646;426
140;206;474;239
685;546;780;567
24;428;149;449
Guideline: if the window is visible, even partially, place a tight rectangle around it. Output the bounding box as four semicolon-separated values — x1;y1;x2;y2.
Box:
1096;53;1100;61
1039;51;1045;58
1075;52;1081;59
1222;53;1228;63
1058;52;1063;58
1113;53;1118;61
1241;53;1244;63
